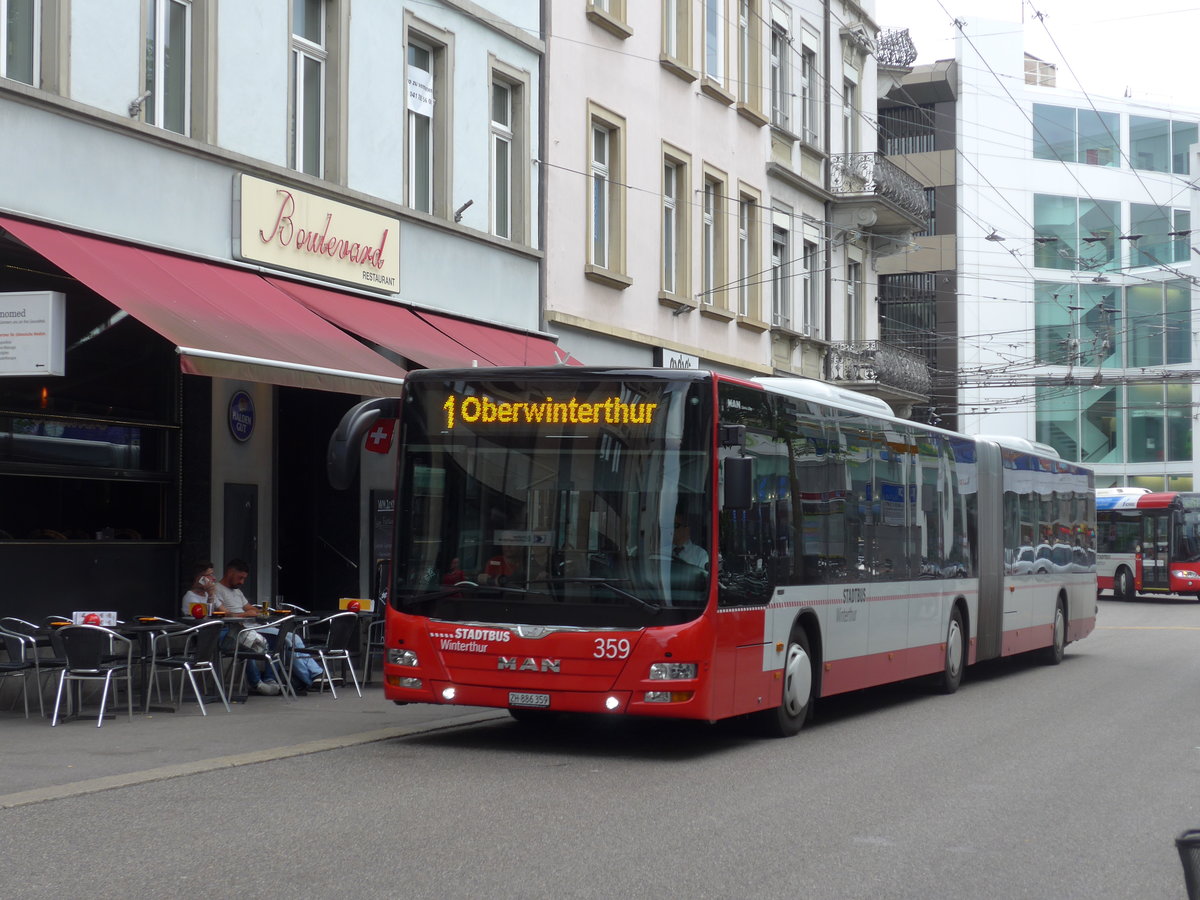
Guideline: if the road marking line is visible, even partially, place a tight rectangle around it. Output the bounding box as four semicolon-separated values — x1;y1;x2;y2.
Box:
0;710;506;810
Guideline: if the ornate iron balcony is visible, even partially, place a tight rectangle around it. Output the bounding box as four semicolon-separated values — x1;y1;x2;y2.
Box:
829;152;928;226
826;340;932;396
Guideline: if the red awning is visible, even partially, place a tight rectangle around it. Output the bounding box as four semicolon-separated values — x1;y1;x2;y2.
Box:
412;309;575;366
0;217;408;396
266;277;481;370
266;276;576;369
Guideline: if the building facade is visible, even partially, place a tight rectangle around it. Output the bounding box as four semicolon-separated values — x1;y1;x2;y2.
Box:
542;1;929;413
0;0;561;618
879;19;1199;488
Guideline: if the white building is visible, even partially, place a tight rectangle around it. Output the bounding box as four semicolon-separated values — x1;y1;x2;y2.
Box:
543;1;929;413
879;18;1199;489
0;1;557;616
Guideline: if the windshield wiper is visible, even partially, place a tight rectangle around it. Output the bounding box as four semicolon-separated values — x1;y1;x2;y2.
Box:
529;577;662;614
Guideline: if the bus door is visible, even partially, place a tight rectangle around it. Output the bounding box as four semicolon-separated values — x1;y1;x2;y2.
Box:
1141;513;1169;591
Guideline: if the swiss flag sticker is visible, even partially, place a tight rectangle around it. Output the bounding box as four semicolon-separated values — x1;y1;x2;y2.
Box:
364;418;397;454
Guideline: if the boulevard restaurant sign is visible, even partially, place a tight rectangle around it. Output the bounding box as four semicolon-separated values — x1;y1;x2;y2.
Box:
234;174;400;293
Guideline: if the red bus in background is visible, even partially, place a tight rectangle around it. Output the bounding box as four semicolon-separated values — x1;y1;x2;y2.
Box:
330;368;1096;736
1096;488;1200;601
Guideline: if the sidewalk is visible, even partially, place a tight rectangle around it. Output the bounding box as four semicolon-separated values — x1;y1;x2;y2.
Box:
0;681;507;808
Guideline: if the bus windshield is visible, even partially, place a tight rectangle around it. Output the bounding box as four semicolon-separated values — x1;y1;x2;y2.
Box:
394;372;714;628
1177;510;1200;563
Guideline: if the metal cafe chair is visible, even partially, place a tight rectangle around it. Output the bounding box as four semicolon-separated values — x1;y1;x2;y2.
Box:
145;620;230;715
0;627;39;717
296;611;363;698
363;616;386;685
50;624;135;727
223;615;302;699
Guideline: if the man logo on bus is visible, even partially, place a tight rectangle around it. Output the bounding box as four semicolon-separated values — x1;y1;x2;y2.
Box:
498;657;562;673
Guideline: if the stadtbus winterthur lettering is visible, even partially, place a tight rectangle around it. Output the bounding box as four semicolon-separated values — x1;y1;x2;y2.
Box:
441;393;658;429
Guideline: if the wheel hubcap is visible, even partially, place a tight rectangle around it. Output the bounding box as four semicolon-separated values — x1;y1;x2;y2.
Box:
1054;607;1065;650
946;620;963;678
783;643;812;716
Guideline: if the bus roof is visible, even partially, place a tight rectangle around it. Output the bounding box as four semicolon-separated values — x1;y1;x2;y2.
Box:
1096;491;1181;510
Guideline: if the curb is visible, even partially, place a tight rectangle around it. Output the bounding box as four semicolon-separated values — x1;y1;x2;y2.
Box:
0;709;507;810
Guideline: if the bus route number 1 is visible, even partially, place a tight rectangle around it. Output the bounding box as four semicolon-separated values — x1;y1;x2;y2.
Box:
594;638;631;659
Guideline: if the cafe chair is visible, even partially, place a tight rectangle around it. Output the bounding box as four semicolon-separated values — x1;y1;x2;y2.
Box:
296;611;362;698
363;617;385;685
0;627;39;717
0;626;66;718
145;620;230;715
51;624;135;727
224;615;303;699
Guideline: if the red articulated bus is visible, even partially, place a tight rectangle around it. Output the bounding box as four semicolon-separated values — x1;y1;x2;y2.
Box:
330;368;1096;736
1096;488;1200;601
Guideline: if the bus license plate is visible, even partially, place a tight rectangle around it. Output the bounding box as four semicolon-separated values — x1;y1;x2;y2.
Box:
509;692;550;708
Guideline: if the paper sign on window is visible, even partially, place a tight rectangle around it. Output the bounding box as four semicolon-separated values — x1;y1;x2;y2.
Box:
407;67;434;117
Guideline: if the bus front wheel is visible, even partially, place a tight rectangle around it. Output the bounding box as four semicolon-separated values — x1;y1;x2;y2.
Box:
938;607;965;694
755;629;813;737
1114;567;1135;602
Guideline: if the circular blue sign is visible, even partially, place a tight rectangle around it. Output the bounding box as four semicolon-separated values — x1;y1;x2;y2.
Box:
228;390;255;442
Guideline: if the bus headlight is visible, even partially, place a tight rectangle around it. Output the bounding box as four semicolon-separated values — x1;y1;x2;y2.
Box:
1176;570;1200;580
649;662;697;680
388;649;419;666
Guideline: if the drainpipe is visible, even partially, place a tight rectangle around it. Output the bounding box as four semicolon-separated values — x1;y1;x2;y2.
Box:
537;1;550;335
823;1;833;358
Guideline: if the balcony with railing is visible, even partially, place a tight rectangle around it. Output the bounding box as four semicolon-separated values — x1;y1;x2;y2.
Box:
829;152;928;233
826;340;931;417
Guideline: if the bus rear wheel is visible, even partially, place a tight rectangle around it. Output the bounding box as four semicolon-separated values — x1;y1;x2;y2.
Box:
754;629;813;737
938;607;965;694
1114;567;1135;602
1043;597;1066;665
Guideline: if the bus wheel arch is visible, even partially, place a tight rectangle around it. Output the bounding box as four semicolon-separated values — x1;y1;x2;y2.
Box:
938;599;967;695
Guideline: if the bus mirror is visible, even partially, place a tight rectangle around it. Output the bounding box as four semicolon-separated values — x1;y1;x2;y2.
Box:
327;398;398;490
724;456;753;510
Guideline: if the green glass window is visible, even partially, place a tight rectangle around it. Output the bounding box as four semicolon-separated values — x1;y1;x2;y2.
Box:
1034;195;1118;272
1128;383;1165;462
1172;121;1198;174
1130;204;1171;268
1131;116;1170;172
1033;104;1074;161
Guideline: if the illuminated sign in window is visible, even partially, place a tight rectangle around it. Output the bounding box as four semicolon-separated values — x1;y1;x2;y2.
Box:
442;394;658;429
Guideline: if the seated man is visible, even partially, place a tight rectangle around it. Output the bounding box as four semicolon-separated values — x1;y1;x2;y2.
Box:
214;559;323;695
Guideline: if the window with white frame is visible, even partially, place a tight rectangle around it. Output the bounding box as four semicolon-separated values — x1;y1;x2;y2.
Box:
662;156;687;296
800;44;818;144
802;238;820;334
2;0;39;85
846;260;863;341
771;226;790;329
737;192;760;318
702;174;727;307
592;124;612;269
842;79;857;154
704;0;724;83
770;23;789;130
588;108;626;277
491;80;513;239
738;0;761;110
144;0;192;135
407;38;436;213
662;0;690;66
290;0;325;177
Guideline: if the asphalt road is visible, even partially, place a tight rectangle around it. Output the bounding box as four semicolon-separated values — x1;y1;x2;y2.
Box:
3;595;1199;899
